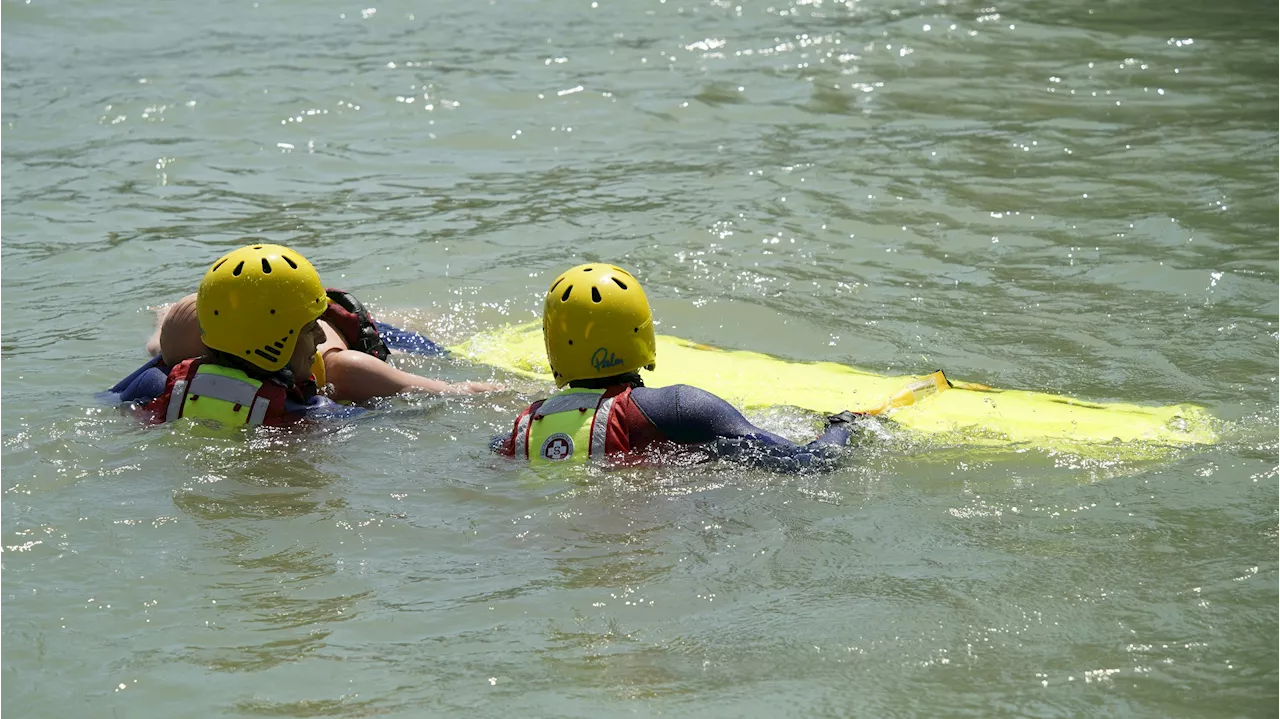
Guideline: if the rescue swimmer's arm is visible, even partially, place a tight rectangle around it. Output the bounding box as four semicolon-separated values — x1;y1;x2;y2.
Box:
321;348;498;403
630;385;864;471
319;321;499;403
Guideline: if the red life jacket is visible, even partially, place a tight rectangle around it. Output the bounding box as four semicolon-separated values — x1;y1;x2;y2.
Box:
496;386;666;463
137;358;306;428
322;288;390;361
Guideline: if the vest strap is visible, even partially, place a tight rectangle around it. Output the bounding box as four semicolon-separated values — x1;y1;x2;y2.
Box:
167;379;188;423
249;396;272;425
514;412;532;459
589;395;616;460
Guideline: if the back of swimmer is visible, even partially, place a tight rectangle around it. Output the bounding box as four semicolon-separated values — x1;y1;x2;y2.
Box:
137;243;343;429
492;263;881;472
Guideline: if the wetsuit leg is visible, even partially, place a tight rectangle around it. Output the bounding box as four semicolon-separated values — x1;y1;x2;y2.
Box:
373;321;448;357
102;356;171;405
630;384;872;472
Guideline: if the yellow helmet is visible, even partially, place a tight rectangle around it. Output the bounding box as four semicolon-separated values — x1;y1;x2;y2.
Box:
542;263;656;387
197;243;329;372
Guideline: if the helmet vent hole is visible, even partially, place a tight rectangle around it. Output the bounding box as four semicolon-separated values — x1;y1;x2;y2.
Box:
282;255;298;269
561;285;573;302
232;261;244;276
611;277;628;290
261;258;272;274
591;287;602;303
212;259;227;272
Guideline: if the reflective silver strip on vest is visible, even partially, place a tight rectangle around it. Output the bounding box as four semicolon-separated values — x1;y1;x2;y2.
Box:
514;413;532;459
166;379;189;423
248;397;272;426
538;392;604;415
187;372;261;408
589;395;615;461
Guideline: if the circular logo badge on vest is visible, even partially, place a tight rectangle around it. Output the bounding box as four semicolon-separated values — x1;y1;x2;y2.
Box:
540;432;575;461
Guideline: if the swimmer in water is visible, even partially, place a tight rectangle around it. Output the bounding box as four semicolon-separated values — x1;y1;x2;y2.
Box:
492;263;880;471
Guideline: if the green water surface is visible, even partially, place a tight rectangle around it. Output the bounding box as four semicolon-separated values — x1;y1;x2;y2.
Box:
2;0;1276;716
